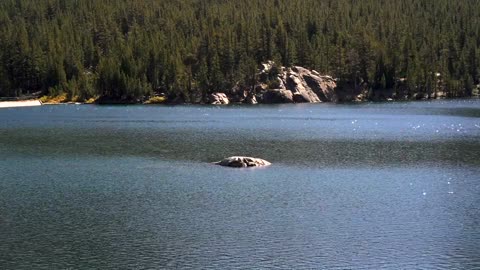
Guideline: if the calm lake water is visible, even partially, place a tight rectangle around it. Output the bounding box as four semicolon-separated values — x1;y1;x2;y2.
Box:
0;100;479;269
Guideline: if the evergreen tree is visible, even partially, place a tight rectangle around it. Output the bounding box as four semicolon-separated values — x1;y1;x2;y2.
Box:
0;0;478;100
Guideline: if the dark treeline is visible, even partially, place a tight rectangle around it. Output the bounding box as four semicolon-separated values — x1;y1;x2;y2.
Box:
0;0;479;101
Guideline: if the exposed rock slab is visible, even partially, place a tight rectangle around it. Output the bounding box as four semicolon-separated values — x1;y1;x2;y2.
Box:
209;93;229;105
284;70;321;102
262;89;294;103
220;61;339;104
256;62;338;103
215;156;271;168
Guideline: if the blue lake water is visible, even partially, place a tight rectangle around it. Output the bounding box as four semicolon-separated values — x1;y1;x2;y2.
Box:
0;99;479;269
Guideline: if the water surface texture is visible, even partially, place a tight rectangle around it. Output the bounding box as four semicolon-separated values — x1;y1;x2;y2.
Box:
1;100;479;269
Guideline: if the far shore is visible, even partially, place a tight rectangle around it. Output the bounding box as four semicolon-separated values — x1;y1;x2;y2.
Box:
1;96;478;109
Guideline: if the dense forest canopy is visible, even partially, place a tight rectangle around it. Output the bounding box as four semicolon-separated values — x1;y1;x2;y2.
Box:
0;0;479;101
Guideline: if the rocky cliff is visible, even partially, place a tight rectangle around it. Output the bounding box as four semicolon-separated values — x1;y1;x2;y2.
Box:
209;61;338;105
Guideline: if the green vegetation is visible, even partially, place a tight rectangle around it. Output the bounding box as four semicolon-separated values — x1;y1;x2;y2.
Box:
0;0;479;102
39;94;68;104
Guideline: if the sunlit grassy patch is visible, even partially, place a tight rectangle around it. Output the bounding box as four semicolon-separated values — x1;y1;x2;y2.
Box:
144;96;166;104
39;94;68;104
85;96;99;104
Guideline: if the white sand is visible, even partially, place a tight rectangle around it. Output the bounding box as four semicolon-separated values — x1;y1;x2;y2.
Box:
0;100;42;108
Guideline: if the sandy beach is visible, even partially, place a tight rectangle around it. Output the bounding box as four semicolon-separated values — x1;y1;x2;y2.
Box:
0;100;42;108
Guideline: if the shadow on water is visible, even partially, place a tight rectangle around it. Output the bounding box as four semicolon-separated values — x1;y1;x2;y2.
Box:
1;127;479;168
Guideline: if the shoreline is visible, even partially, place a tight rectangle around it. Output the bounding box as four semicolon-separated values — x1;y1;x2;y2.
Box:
1;96;478;108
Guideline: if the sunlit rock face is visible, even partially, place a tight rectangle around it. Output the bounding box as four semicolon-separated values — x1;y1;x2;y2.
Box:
214;156;271;168
256;61;338;103
209;93;230;105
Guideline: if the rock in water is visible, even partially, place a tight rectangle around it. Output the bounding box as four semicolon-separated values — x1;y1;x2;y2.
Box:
215;156;271;168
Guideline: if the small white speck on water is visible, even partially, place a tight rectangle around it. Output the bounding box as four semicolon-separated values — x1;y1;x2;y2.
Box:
447;181;451;185
409;183;413;186
423;192;427;196
448;191;454;194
